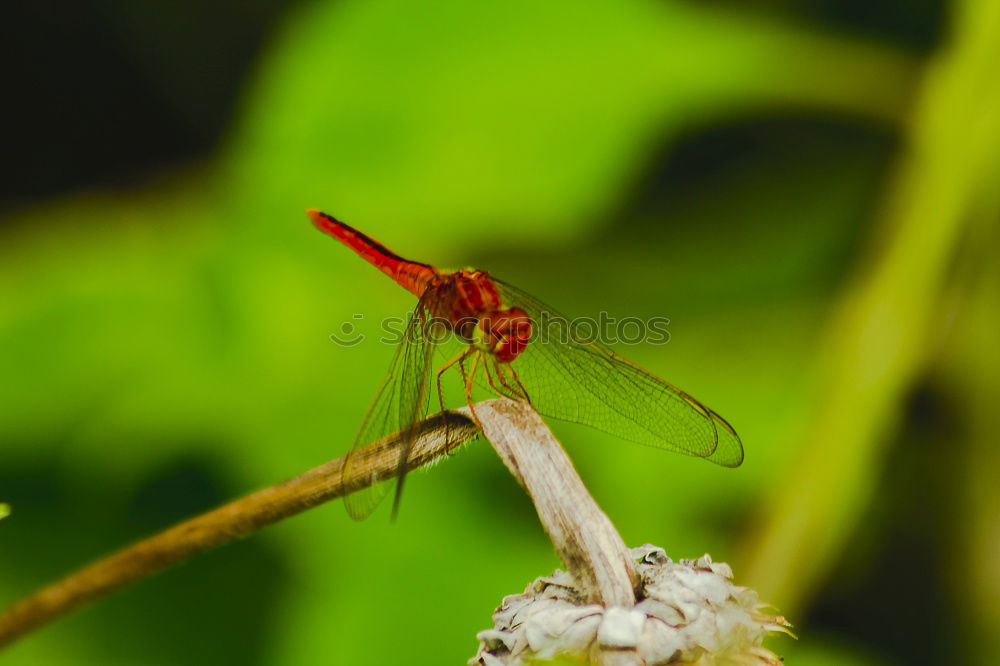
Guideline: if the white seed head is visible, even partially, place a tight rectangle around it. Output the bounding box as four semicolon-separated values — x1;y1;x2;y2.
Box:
470;545;791;666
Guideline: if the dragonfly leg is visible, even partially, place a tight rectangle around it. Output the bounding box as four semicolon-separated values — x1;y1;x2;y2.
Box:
492;360;519;399
436;347;473;454
460;352;487;436
483;353;519;400
498;359;532;404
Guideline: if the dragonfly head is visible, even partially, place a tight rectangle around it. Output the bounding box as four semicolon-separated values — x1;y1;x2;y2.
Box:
476;306;533;363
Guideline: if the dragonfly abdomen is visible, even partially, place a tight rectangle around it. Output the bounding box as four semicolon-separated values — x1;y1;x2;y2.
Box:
308;209;438;297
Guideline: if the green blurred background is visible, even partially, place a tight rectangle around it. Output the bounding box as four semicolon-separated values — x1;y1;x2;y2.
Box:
3;0;999;664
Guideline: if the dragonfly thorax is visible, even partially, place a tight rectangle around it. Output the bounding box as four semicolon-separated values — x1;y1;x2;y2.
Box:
434;270;533;363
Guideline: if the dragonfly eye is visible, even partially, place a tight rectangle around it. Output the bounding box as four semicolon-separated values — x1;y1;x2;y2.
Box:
481;307;533;362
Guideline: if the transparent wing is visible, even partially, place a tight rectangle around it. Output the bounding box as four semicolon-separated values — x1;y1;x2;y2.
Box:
493;279;743;467
342;294;440;520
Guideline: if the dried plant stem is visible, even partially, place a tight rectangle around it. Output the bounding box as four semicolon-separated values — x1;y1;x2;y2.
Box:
0;410;478;650
476;399;636;606
474;399;639;665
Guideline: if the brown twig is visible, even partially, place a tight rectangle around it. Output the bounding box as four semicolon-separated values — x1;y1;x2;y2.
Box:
2;399;640;665
0;409;478;650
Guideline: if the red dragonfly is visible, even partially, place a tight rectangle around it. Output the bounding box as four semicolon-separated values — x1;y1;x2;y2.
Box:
308;210;743;520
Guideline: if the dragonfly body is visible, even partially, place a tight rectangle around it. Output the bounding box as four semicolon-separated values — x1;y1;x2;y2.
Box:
308;209;743;520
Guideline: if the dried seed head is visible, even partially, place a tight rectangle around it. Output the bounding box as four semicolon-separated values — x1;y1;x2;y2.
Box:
470;545;792;666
